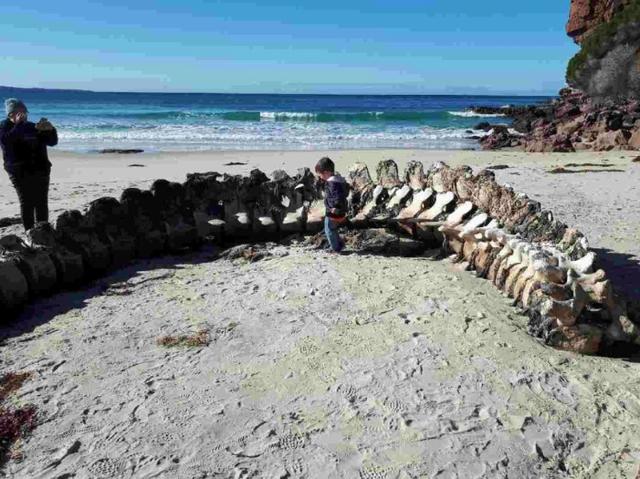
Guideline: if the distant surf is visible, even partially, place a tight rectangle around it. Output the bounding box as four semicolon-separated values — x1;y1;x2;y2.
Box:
0;88;550;151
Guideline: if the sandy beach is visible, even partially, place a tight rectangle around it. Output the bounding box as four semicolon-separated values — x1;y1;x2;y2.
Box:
1;149;640;478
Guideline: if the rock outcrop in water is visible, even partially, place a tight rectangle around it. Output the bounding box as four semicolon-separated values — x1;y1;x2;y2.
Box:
1;160;638;355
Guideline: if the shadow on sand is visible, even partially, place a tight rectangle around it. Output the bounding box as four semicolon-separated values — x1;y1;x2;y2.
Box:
2;236;640;362
0;246;219;344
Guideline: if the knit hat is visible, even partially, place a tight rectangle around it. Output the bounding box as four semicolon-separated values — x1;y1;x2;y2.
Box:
5;98;28;117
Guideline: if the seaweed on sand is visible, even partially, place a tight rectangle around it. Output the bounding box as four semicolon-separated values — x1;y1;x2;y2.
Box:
156;329;210;348
0;372;37;467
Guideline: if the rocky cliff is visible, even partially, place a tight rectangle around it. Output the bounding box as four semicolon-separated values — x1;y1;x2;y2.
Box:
566;0;640;99
566;0;632;43
475;0;640;152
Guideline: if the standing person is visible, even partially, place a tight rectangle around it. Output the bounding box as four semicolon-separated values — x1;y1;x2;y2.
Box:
315;157;348;253
1;98;58;231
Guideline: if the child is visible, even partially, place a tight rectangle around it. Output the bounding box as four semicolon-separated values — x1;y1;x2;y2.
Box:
315;157;348;253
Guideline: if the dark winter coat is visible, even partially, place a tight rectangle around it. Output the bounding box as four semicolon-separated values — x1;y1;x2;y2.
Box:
0;119;58;176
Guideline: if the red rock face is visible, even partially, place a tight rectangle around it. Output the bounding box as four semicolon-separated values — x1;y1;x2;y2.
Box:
566;0;631;43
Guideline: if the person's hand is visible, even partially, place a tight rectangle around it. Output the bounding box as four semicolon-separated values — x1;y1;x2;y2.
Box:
36;118;54;131
13;111;27;124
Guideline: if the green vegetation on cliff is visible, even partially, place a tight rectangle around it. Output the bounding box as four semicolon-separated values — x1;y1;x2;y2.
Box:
566;1;640;85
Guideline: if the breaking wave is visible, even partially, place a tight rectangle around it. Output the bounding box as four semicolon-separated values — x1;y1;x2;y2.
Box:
447;110;507;118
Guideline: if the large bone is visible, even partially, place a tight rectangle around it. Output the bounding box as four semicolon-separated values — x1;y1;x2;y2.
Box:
385;184;412;212
0;257;29;314
445;201;474;227
151;180;200;250
85;197;136;266
353;185;387;224
56;210;112;275
548;324;603;355
396;188;434;220
376;159;401;189
120;188;167;258
184;171;222;237
404;161;426;190
275;170;312;233
418;192;455;221
27;222;84;287
460;212;490;236
0;235;58;297
305;200;326;233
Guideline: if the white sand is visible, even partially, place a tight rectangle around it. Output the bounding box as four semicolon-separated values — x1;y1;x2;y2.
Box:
1;149;640;478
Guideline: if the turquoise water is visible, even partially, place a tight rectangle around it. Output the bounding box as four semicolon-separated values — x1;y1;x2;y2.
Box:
0;88;550;151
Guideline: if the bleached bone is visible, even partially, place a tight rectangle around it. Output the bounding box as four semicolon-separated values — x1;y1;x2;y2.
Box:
535;281;588;328
520;260;568;308
512;249;546;302
460;213;489;236
566;251;596;275
494;241;527;290
487;242;513;283
396;188;434;219
281;206;307;233
576;270;612;305
418;192;455;221
305;200;326;233
503;244;533;296
445;201;474;227
386;184;412;211
354;185;387;222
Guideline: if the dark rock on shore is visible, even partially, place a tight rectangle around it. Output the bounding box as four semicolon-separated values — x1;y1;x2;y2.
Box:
479;125;522;150
98;149;145;154
474;88;640;152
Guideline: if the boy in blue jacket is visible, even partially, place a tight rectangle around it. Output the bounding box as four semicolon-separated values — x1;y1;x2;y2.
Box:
315;157;348;253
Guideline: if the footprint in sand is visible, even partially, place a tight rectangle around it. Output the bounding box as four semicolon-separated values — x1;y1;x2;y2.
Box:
86;457;125;478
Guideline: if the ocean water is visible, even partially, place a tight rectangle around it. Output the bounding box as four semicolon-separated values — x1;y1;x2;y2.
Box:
0;89;551;152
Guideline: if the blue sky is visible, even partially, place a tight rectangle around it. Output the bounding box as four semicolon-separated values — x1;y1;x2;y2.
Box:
1;0;577;94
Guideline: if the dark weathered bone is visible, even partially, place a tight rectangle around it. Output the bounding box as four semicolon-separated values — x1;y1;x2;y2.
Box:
56;210;112;275
404;160;427;190
120;188;167;258
376;159;401;189
184;171;223;238
151;180;200;251
0;235;58;297
27;222;84;287
85;197;137;266
0;256;29;314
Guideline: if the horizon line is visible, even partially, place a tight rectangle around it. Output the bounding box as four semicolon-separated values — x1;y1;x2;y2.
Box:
0;85;558;97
